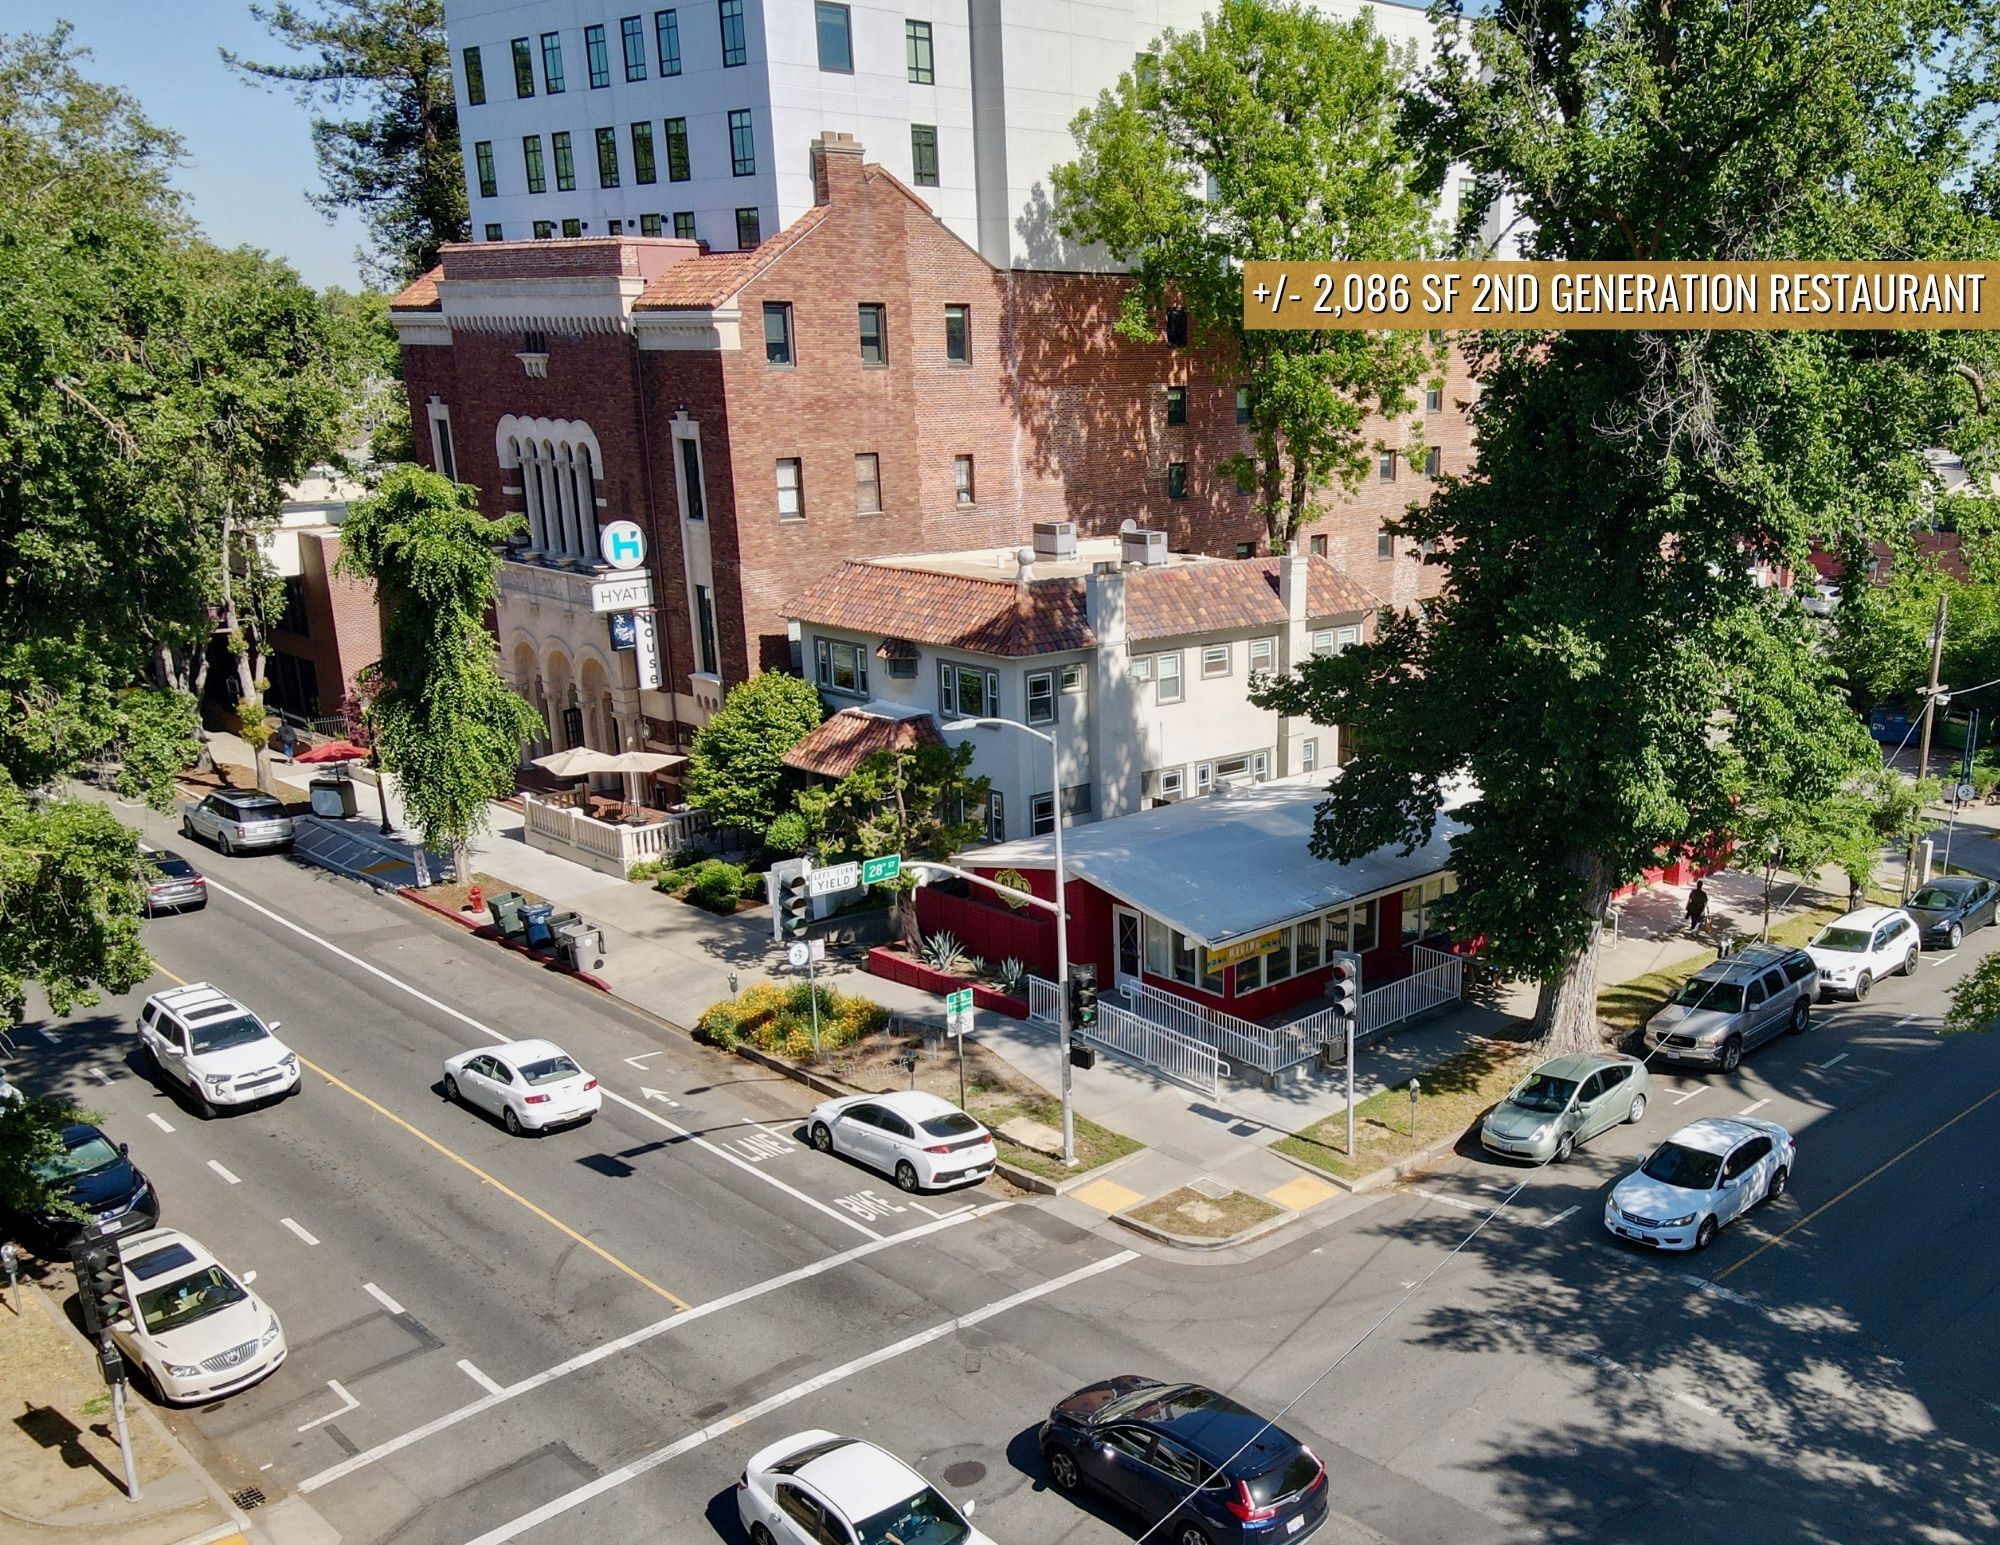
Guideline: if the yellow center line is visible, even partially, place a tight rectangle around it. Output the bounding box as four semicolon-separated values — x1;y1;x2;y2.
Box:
1713;1078;2000;1284
149;959;689;1312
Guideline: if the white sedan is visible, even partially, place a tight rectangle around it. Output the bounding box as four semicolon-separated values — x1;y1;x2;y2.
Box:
1605;1116;1795;1253
442;1039;601;1135
738;1430;992;1545
112;1227;287;1405
807;1090;997;1192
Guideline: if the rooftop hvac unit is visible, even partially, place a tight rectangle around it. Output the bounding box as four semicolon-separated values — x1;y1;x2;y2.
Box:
1033;520;1078;559
1121;528;1169;567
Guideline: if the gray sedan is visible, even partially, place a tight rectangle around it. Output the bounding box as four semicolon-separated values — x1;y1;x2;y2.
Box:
1905;876;1999;950
1481;1053;1654;1164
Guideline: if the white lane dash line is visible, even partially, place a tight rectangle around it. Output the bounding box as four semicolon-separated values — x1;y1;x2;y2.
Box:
280;1217;321;1246
1413;1188;1487;1215
39;1029;58;1045
297;1380;359;1432
1679;1272;1755;1306
1892;1014;1919;1027
456;1359;505;1396
147;1113;175;1134
363;1282;406;1316
207;1160;241;1185
1672;1086;1708;1105
1816;1052;1848;1069
89;1066;110;1085
1536;1206;1580;1229
1737;1099;1770;1117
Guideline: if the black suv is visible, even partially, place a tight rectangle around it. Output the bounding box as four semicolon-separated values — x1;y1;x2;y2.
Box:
1041;1377;1328;1544
17;1123;160;1249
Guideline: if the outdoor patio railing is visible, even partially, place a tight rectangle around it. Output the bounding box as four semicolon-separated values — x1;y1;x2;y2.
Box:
1358;945;1463;1039
1091;1004;1221;1095
1127;982;1322;1075
1026;974;1064;1027
521;792;716;877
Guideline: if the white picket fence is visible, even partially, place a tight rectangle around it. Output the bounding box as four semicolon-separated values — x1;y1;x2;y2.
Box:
1358;945;1463;1039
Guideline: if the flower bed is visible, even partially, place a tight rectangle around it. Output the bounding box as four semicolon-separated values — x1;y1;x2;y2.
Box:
865;947;1030;1018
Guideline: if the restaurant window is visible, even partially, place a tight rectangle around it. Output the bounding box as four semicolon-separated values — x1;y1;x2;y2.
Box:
1402;874;1455;945
1026;670;1055;725
815;638;869;695
1295;915;1322;972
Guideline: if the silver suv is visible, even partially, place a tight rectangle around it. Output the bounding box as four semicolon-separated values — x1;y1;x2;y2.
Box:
1643;944;1819;1073
182;789;295;855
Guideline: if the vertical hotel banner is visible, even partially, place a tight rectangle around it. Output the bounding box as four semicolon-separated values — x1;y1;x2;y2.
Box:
1241;262;2000;330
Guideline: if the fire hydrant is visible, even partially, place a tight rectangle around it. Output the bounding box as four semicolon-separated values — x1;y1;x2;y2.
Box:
468;880;484;916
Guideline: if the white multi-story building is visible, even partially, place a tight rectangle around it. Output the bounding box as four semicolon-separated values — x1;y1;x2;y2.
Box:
444;0;1500;265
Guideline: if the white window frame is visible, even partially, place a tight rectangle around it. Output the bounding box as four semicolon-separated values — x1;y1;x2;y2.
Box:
815;637;868;696
1026;670;1055;725
1154;768;1184;802
939;661;999;719
1194;762;1212;793
1030;793;1055;835
1253;750;1269;781
1310;630;1335;657
1301;738;1317;772
1248;637;1276;674
427;399;457;482
1214;754;1251;782
1201;643;1230;679
1059;663;1086;694
1155;651;1184;704
1131;656;1153;684
775;457;803;519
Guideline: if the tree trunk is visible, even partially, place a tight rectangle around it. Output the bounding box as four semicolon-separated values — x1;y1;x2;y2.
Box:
892;887;919;949
1532;857;1617;1055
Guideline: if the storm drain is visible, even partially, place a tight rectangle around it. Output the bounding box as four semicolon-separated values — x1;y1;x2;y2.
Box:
229;1486;267;1511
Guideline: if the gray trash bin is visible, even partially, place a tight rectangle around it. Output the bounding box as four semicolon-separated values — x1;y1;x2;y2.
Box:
309;777;358;818
555;921;606;971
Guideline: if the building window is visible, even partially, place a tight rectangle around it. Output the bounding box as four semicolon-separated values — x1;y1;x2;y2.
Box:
1378;450;1396;481
763;302;793;365
1156;651;1183;703
1248;637;1275;674
729;108;756;175
695;584;720;676
720;0;746;66
673;210;695;239
1309;534;1327;556
552;130;575;190
816;2;852;70
906;18;933;82
776;458;804;519
858;303;887;365
522;135;547;193
665;118;690;180
985;791;1005;841
533;219;555;239
640;212;662;236
1166;462;1188;500
621;15;647;78
585;23;610;86
474;140;497;198
1060;663;1085;694
277;574;311;635
427;401;456;481
736;207;761;248
511;37;535;96
1235;541;1254;558
910;124;939;186
1310;626;1362;657
1402;875;1455;945
485;222;504;240
1166;385;1187;425
561;217;582;238
631;121;656;183
678;436;705;520
1027;670;1055;725
656;10;681;73
541;31;566;91
938;663;998;719
1426;446;1442;477
1031;794;1056;835
1194;761;1212;793
953;455;974;505
1201;643;1230;679
854;453;882;514
1236;385;1251;423
608;219;623;234
1378;531;1393;559
1301;738;1317;772
1153;768;1185;804
595;127;620;187
462;45;486;104
1425;386;1442;413
944;303;969;363
1165;307;1188;346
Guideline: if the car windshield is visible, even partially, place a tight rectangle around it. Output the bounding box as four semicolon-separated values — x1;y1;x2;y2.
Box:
1673;979;1743;1013
1507;1074;1576;1114
188;1015;270;1055
1910;887;1963;910
519;1056;581;1086
34;1135;119;1181
919;1112;981;1139
1641;1141;1722;1191
137;1265;247;1333
852;1486;969;1545
1812;927;1871;953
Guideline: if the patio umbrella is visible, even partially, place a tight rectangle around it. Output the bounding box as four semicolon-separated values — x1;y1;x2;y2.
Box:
531;747;620;778
596;750;685;820
295;739;372;763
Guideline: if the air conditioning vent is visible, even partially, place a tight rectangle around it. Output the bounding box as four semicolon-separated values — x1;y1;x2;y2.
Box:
1121;528;1169;567
1033;520;1078;559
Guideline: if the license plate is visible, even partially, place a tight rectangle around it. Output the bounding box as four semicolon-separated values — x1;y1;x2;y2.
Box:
1288;1516;1306;1535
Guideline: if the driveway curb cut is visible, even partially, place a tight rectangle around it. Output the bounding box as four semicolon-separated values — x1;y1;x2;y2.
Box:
1111;1205;1298;1251
398;887;614;993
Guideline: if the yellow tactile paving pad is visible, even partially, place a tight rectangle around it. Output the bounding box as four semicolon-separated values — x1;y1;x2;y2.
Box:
1265;1174;1340;1213
1072;1178;1148;1214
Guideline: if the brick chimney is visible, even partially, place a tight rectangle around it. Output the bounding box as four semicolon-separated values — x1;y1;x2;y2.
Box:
811;132;865;205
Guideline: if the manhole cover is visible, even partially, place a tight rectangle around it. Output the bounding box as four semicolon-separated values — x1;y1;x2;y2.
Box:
942;1461;987;1487
1187;1176;1232;1201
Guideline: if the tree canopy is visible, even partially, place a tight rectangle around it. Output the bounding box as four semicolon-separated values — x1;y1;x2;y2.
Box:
685;673;825;840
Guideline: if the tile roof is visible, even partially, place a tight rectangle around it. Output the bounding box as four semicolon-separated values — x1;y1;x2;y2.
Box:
785;564;1095;656
390;267;442;311
633;204;835;310
782;709;945;780
874;636;919;661
1121;558;1380;640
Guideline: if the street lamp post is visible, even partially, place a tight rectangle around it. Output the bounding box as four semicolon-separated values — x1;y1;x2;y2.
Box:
944;713;1075;1167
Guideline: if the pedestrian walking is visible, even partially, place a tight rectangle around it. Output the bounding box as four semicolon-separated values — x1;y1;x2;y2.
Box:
1685;877;1710;937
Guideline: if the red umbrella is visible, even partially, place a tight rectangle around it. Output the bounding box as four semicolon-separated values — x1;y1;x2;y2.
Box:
295;739;372;763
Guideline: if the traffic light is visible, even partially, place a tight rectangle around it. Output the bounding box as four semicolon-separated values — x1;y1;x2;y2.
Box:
783;869;811;938
71;1239;130;1340
1327;953;1361;1020
1068;962;1099;1029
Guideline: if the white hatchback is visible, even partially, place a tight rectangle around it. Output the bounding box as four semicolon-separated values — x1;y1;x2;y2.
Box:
807;1090;997;1192
442;1039;600;1135
1806;905;1920;1000
738;1430;992;1545
1605;1116;1795;1252
111;1227;287;1405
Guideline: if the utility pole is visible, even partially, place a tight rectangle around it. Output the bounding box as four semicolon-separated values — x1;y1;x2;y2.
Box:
1907;591;1949;900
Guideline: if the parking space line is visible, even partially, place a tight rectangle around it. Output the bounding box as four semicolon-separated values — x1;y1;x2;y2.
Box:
280;1217;321;1247
362;1283;405;1316
207;1160;242;1185
1892;1014;1919;1028
1672;1086;1707;1105
460;1249;1138;1545
147;1113;175;1134
456;1359;505;1396
296;1380;360;1433
1737;1099;1770;1117
1816;1052;1849;1069
1536;1206;1579;1229
1413;1188;1487;1215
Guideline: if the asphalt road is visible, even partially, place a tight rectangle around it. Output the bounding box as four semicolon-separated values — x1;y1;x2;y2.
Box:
11;798;2000;1545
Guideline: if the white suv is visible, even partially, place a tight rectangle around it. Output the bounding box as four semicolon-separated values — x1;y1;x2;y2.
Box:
1805;905;1920;1001
139;984;301;1117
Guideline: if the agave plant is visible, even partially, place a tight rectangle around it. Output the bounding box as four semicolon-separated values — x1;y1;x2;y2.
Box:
996;957;1027;993
920;929;971;973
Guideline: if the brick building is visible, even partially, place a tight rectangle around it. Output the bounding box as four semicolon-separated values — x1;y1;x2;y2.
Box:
391;133;1467;777
255;469;385;727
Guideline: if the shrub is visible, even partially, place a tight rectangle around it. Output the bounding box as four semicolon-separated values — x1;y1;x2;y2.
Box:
693;981;885;1059
764;811;810;856
920;929;970;972
996;957;1026;993
685;860;747;913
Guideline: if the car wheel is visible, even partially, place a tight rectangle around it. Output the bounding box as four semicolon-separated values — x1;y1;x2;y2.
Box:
1719;1038;1742;1074
1693;1216;1718;1252
894;1160;921;1193
443;1074;460;1106
1853;971;1872;1001
1901;945;1919;977
1626;1092;1647;1124
180;817;195;841
1552;1132;1575;1164
1044;1444;1081;1493
1788;998;1810;1035
503;1104;524;1136
810;1122;834;1153
1765;1166;1789;1205
138;1040;158;1076
191;1086;216;1121
218;832;233;857
750;1527;777;1545
1174;1526;1214;1545
1949;923;1964;950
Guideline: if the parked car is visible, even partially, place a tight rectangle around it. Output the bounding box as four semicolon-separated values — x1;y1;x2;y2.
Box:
806;1090;997;1193
1604;1116;1795;1252
1806;905;1920;1000
1643;943;1818;1072
441;1039;600;1135
1479;1054;1653;1163
1868;703;1916;744
138;983;301;1117
141;851;207;915
1041;1377;1329;1545
737;1431;992;1545
180;789;295;855
1903;876;1999;951
109;1227;286;1404
11;1123;159;1249
1801;581;1841;618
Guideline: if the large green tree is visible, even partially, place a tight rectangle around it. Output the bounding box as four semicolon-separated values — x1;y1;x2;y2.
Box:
223;0;465;285
1052;0;1442;551
685;673;826;841
1255;0;1996;1052
338;466;542;878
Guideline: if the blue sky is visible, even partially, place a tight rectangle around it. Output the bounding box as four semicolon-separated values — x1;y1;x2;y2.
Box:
22;1;369;291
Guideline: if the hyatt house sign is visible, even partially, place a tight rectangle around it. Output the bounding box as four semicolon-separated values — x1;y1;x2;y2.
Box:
588;575;653;614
